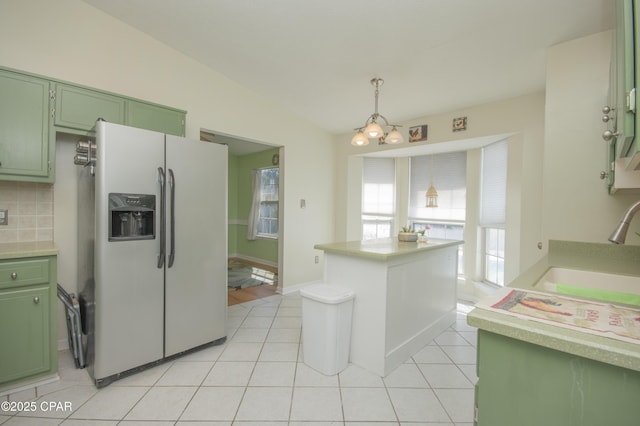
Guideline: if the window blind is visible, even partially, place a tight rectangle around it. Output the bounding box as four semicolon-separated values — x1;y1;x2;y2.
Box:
362;157;395;215
480;140;507;226
409;152;466;221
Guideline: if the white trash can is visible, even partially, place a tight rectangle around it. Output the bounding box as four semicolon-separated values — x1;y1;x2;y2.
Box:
300;283;355;375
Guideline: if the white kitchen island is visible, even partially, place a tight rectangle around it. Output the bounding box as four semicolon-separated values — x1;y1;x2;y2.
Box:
314;238;463;376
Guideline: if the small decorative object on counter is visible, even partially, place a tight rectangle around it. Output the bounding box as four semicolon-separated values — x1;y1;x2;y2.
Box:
398;226;418;242
398;226;428;242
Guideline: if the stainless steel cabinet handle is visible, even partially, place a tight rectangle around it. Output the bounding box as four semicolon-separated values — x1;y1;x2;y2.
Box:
157;167;166;269
168;168;176;268
10;272;17;280
33;296;39;304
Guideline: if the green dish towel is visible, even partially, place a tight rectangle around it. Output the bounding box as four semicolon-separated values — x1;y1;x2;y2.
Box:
556;283;640;307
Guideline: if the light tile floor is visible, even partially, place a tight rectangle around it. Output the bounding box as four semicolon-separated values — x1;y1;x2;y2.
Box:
0;293;477;425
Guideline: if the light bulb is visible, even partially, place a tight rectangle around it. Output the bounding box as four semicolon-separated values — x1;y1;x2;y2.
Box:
351;131;370;146
386;127;404;144
364;122;383;138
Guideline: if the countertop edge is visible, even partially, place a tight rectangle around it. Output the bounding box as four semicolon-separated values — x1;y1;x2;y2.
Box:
314;238;463;261
468;307;640;372
468;241;640;372
0;242;59;259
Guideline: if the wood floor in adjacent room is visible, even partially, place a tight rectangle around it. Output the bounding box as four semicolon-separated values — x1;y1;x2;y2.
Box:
227;258;278;306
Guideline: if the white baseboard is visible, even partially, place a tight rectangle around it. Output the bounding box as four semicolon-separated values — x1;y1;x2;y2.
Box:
58;339;70;351
280;279;322;295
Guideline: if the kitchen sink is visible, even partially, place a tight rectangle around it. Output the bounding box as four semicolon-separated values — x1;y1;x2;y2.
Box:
533;267;640;305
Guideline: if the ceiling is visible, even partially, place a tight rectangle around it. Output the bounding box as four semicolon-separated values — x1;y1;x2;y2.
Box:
82;0;613;140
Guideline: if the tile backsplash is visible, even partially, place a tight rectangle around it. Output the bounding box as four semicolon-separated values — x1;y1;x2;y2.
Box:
0;181;54;243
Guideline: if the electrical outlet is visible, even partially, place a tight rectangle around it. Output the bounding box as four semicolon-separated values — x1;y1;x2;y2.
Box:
314;255;319;264
0;209;7;226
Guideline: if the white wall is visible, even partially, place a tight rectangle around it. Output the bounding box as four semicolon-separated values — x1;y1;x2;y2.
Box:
543;31;640;244
0;0;336;342
335;30;640;291
334;92;546;285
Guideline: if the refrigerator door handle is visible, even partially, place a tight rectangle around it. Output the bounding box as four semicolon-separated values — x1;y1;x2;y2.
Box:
157;167;166;269
168;168;176;268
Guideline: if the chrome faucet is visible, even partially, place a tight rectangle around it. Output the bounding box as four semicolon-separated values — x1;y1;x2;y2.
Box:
608;200;640;244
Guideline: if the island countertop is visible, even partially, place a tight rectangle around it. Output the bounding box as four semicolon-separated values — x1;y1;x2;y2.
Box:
0;241;59;259
314;237;463;261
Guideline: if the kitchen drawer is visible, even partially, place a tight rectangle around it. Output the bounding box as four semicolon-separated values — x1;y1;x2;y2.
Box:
0;259;50;290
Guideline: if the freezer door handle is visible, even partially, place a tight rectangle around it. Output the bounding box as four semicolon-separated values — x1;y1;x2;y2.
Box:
168;168;176;268
157;167;166;269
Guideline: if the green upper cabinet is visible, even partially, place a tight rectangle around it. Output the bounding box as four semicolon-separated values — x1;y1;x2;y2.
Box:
127;100;185;136
0;66;188;183
54;84;185;136
54;83;125;131
629;0;640;169
0;69;52;182
610;0;635;158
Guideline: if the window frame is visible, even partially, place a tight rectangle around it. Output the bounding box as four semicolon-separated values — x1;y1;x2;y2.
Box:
256;166;279;239
482;226;505;286
361;157;396;240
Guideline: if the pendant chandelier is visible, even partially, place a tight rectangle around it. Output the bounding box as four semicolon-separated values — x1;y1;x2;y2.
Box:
351;78;404;146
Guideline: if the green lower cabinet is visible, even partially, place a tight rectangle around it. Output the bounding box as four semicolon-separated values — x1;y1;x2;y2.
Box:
476;330;640;426
127;100;185;136
0;69;51;181
0;287;50;383
54;83;125;131
0;255;57;389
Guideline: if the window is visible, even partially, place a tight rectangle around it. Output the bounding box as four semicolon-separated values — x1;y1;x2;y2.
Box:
409;152;467;274
362;157;395;240
409;152;467;221
257;167;279;238
480;141;507;285
484;227;505;285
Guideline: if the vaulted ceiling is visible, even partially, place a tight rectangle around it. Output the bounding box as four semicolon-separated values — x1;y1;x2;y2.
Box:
83;0;614;135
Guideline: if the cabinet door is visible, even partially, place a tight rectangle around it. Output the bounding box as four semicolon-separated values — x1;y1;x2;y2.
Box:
0;70;50;180
628;0;640;169
476;330;640;426
0;286;50;384
127;100;186;136
55;83;125;131
613;0;635;158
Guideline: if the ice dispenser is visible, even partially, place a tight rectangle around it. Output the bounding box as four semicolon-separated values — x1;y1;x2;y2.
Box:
109;193;155;241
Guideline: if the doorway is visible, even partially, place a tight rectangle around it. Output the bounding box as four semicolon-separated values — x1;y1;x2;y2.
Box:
200;130;283;305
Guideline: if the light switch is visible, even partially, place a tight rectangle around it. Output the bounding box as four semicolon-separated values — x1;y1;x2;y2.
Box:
0;209;7;225
300;199;306;209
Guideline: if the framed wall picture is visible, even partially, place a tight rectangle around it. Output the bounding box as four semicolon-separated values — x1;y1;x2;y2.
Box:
452;116;467;132
409;125;428;142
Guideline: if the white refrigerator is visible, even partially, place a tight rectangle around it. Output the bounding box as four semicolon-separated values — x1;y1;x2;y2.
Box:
79;121;227;387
